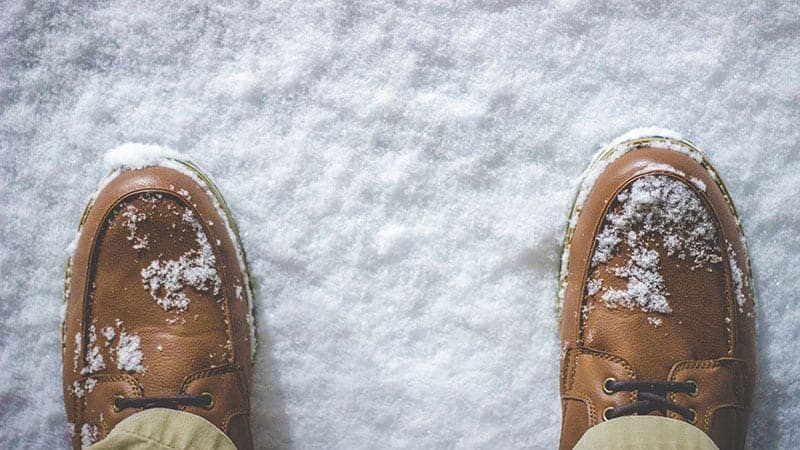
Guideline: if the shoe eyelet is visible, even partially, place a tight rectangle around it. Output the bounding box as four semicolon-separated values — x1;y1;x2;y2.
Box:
602;377;616;395
113;395;124;413
602;406;615;421
200;392;214;409
688;408;697;424
686;380;699;397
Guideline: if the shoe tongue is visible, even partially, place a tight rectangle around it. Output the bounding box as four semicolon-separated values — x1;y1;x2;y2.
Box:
582;175;732;380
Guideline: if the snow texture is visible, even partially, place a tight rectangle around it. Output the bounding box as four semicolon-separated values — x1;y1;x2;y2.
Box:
79;423;98;449
590;175;722;314
728;243;750;312
103;143;182;171
120;204;149;251
140;208;222;311
101;327;115;343
80;326;105;376
1;1;799;449
115;332;144;374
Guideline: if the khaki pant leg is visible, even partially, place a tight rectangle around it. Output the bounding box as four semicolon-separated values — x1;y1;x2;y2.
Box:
574;416;720;450
88;408;237;450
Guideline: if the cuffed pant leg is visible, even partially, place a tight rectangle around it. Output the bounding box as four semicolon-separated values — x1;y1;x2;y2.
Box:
574;416;720;450
88;408;237;450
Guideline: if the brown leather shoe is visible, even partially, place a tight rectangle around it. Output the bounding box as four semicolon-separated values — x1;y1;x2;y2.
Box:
558;130;756;450
62;154;255;449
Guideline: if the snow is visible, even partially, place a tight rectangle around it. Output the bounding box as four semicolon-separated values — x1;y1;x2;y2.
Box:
79;423;98;449
690;176;707;193
120;204;149;251
586;278;602;297
103;143;182;171
72;378;98;398
1;1;799;449
140;208;222;311
72;332;81;371
601;247;672;314
634;162;686;178
80;326;105;375
589;175;723;314
728;243;749;312
101;326;115;342
115;332;144;374
70;381;83;398
84;378;97;394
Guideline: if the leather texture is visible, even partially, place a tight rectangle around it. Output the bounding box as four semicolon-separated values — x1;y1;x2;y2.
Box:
559;141;756;450
62;165;253;449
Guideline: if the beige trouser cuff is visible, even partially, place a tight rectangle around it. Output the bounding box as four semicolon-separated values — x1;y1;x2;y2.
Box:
88;408;237;450
89;408;719;449
574;415;720;450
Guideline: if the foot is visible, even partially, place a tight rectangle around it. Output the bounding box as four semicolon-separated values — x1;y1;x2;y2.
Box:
558;131;755;449
62;149;255;449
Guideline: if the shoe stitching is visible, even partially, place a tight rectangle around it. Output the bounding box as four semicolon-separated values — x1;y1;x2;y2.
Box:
704;403;746;434
564;348;636;390
562;393;598;427
221;410;249;433
563;348;637;406
74;376;142;444
74;375;142;415
180;363;250;410
671;358;748;403
667;359;749;431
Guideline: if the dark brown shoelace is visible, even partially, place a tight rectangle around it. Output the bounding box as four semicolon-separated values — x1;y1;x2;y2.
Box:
604;379;696;422
114;393;213;411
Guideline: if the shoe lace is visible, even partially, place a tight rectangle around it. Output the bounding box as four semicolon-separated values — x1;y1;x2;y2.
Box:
114;392;213;411
604;379;696;422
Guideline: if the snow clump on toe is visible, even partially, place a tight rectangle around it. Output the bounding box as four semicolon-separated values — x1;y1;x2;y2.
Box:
140;208;221;311
120;204;149;251
103;143;182;171
590;175;722;314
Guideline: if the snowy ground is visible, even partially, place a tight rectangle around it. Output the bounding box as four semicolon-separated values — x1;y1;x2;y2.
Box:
2;1;799;448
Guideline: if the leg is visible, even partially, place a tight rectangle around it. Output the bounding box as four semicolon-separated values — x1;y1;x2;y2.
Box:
574;415;719;450
88;408;236;450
